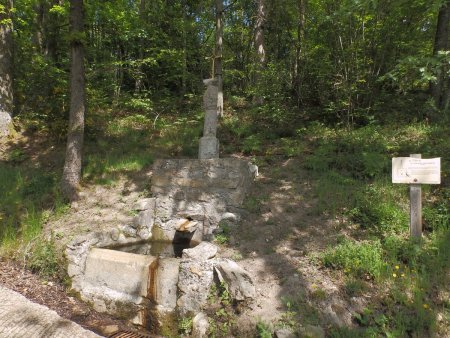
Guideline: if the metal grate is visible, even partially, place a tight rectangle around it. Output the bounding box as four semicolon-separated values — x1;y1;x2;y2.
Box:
108;330;160;338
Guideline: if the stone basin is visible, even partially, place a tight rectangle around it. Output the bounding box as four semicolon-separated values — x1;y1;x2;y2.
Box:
107;239;198;258
65;158;257;333
82;242;183;330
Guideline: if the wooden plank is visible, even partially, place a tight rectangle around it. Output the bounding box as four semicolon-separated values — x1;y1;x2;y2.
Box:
410;154;422;239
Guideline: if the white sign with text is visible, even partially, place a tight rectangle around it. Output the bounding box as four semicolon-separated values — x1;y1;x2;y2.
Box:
392;157;441;184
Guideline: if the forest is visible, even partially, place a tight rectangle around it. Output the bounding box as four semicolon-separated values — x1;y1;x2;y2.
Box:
0;0;449;337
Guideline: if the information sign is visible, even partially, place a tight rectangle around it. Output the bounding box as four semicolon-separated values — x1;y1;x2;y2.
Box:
392;157;440;184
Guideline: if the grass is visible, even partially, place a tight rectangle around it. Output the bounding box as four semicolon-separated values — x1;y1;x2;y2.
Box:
1;100;449;336
322;239;385;279
0;165;59;247
0;163;70;281
225;117;448;336
302;123;449;336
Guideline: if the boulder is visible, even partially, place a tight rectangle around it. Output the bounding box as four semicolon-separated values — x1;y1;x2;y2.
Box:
214;259;256;302
182;242;218;261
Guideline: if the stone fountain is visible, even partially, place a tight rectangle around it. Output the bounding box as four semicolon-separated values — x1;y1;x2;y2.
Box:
65;79;257;334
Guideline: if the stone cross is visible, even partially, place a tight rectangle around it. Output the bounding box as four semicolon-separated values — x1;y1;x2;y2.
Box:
199;78;220;159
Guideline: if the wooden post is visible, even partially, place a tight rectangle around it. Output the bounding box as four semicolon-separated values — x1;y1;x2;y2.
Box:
410;154;422;239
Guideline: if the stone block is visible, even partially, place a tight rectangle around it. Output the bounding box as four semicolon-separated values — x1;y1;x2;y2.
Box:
177;260;214;316
155;258;180;310
84;248;155;298
199;136;219;159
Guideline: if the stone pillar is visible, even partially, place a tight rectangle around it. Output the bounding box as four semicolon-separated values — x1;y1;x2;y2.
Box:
199;79;219;159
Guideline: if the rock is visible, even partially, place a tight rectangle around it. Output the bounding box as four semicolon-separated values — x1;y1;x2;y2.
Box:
0;111;12;137
133;209;154;229
71;305;90;318
177;260;215;316
220;212;239;223
138;228;152;240
134;198;156;211
176;219;199;233
299;325;325;338
119;224;137;237
324;301;353;327
182;242;218;261
214;259;256;302
110;228;120;241
275;327;297;338
248;163;259;177
99;325;119;336
192;312;209;338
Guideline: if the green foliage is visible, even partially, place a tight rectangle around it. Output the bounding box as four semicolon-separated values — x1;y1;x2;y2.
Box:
345;278;367;297
243;197;263;213
322;239;384;278
351;182;409;235
26;234;66;281
381;52;450;92
214;221;231;245
256;321;273;338
242;134;263;155
178;316;193;336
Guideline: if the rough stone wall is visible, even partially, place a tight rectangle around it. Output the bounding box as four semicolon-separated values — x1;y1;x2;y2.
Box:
151;158;256;240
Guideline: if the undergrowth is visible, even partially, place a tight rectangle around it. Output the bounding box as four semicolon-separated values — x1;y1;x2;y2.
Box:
222;115;449;336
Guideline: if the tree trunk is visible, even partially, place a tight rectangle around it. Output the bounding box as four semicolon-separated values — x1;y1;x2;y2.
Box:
33;0;45;53
293;0;306;108
431;0;450;110
61;0;86;201
214;0;223;116
0;0;13;137
253;0;266;105
46;0;64;63
181;0;187;95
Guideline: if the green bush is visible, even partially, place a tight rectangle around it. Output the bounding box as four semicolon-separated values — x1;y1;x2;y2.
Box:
26;235;66;281
322;239;384;278
256;321;273;338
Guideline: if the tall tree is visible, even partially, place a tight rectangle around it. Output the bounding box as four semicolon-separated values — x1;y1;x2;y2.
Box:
253;0;266;105
61;0;86;201
0;0;13;137
293;0;306;107
431;0;450;110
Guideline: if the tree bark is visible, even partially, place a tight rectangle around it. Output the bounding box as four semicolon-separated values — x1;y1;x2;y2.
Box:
0;0;13;137
61;0;86;201
294;0;306;108
431;0;450;110
253;0;266;105
181;0;187;95
214;0;223;116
